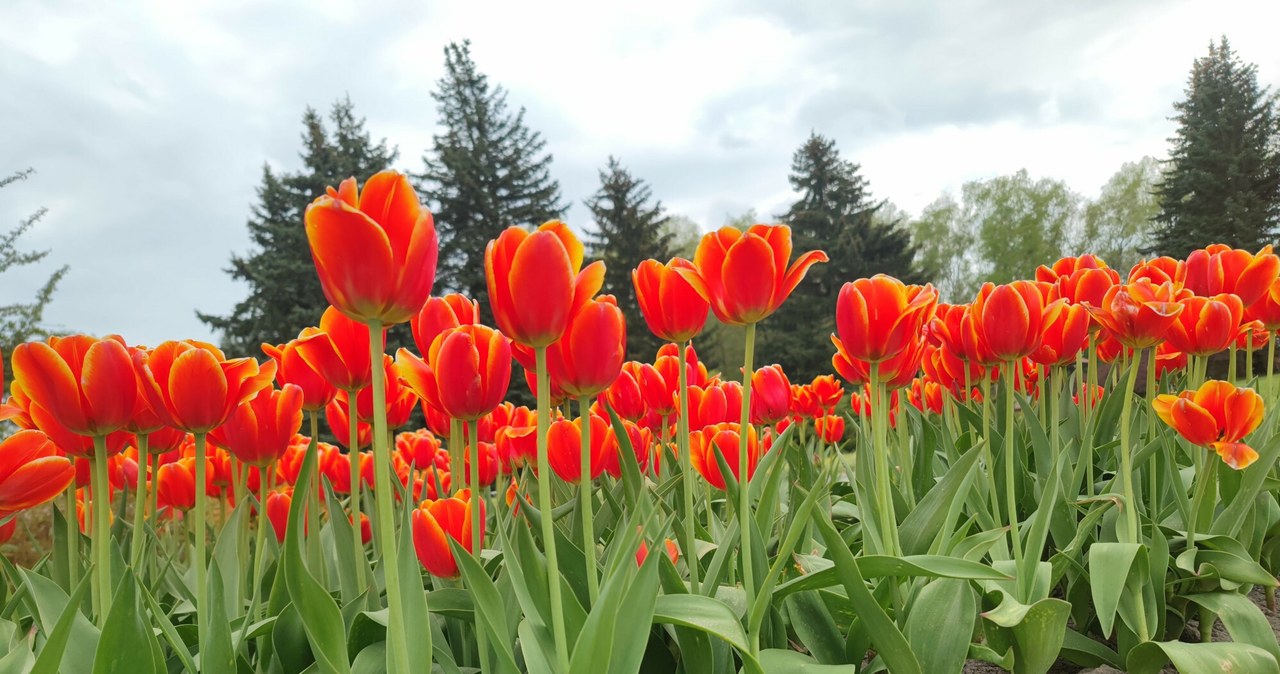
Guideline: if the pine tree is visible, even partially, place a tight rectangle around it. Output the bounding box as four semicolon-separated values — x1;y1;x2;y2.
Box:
1;168;68;383
199;97;398;354
584;157;674;360
763;133;925;381
1152;37;1280;257
417;40;565;312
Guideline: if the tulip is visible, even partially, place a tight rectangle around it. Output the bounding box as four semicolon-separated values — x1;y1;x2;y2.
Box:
326;394;373;450
156;458;199;512
265;488;293;543
543;296;627;399
682;383;733;432
1153;380;1265;469
689;423;759;490
832;334;926;390
602;364;646;421
304;170;438;325
836;276;938;363
813;415;845;443
636;538;680;567
11;335;137;439
546;415;609;484
632;258;710;343
0;430;75;519
396;429;443;471
749;365;791;425
1031;302;1090;366
294;307;384;393
1035;254;1111;282
1183;244;1279;308
209;385;304;468
1165;294;1245;357
601;419;650;479
397;325;512;422
1054;267;1120;309
1128;257;1184;286
411;293;480;356
972;281;1062;362
908;378;944;415
808;375;843;414
411;490;483;579
262;338;337;412
1084;279;1188;350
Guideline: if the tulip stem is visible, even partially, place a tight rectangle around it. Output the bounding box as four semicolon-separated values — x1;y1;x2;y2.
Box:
347;391;367;593
870;364;899;557
368;320;413;674
1003;365;1025;599
536;347;571;671
193;432;209;639
739;322;758;655
65;485;79;591
91;436;112;627
450;419;464;492
307;410;323;584
130;434;150;569
677;340;698;586
578;397;599;604
467;419;491;674
241;469;271;652
1118;352;1142;544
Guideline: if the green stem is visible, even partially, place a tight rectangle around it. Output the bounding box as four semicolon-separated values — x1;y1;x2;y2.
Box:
578;397;599;604
130;434;150;568
467;419;491;674
450;419;464;490
1146;348;1159;531
348;390;367;592
1003;365;1025;598
307;410;324;585
65;486;79;591
739;322;757;642
870;363;899;557
1228;344;1238;383
242;469;271;643
895;407;914;504
91;437;112;627
1118;351;1142;544
677;340;698;586
535;347;570;671
980;376;1001;528
193;432;209;638
368;321;412;674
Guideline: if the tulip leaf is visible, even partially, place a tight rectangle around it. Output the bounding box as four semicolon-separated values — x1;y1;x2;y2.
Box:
27;570;92;674
899;441;983;555
567;536;659;674
1184;592;1280;661
1060;627;1121;668
450;538;521;674
1127;641;1279;674
652;594;752;655
754;648;857;672
212;498;249;620
904;578;976;674
92;572;162;674
981;593;1071;674
785;592;844;665
20;567;98;674
323;481;360;604
774;554;1008;602
396;489;432;671
199;560;236;674
1088;542;1148;639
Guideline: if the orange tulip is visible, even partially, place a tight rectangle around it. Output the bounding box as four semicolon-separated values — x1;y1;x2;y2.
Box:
352;356;418;428
396;429;443;471
325;393;373;451
1084;279;1187;350
1246;279;1280;330
632;258;711;343
602;364;646;421
546;415;609;483
294;307;385;393
397;325;512;422
972;281;1062;362
156;458;199;512
601;419;650;478
1165;294;1245;357
1237;322;1271;351
411;294;480;357
908;377;944;415
485;221;605;348
1053;266;1120;309
676;224;828;326
1030;302;1090;366
411;490;483;579
749;364;791;425
12;335;137;438
813;415;846;443
832;333;925;390
1183;244;1279;307
265;488;293;542
0;430;74;518
688;423;759;490
1035;254;1111;283
304;170;438;325
262;338;337;412
836;275;937;364
543;296;627;398
681;382;740;432
133;341;275;434
208;385;304;468
1128;257;1185;286
808;375;843;414
636;538;680;566
1153;380;1265;469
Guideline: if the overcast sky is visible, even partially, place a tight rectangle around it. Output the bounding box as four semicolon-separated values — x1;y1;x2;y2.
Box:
3;0;1278;346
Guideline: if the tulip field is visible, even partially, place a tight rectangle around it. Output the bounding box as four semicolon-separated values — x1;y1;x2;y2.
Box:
3;169;1280;673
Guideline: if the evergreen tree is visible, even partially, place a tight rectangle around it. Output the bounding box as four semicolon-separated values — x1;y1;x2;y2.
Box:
584;156;674;360
199;97;398;355
1;168;68;383
1152;37;1280;257
763;133;924;381
417;40;565;312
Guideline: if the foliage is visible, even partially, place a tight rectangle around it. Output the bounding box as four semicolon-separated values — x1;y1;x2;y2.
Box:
1152;37;1280;258
198;98;398;355
0;169;67;382
1080;156;1162;272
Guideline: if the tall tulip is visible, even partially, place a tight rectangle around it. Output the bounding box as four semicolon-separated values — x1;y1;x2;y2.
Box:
632;258;710;343
688;423;759;490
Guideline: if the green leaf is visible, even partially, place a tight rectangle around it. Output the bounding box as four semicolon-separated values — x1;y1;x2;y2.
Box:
450;539;520;673
200;559;237;673
1184;592;1280;662
213;497;250;620
785;592;845;665
28;571;93;674
272;603;313;673
753;649;857;672
21;567;98;674
774;554;1007;602
810;508;922;674
900;442;983;555
1127;641;1279;674
323;481;360;604
1060;628;1121;668
652;594;752;654
566;539;659;674
904;578;975;674
1088;542;1145;638
92;573;162;674
138;576;198;674
981;595;1070;674
396;489;432;671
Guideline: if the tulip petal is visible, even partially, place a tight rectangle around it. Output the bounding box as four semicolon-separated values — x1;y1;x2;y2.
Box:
720;232;776;324
168;348;229;432
305;198;395;322
12;343;89;434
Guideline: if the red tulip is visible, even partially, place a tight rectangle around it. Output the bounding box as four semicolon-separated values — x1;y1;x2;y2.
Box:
12;335;137;438
602;364;646;421
294;307;385;392
1165;294;1245;357
396;325;512;422
1084;280;1188;350
1053;266;1120;308
908;378;944;415
1030;302;1090;366
1128;257;1184;286
676;224;828;326
636;538;680;567
808;375;843;413
134;341;275;434
1036;254;1111;283
749;364;791;425
262;338;337;412
352;356;417;428
412;490;483;579
972;281;1062;362
1183;244;1279;307
632;258;711;343
1246;279;1280;330
304;170;438;325
411;294;480;356
1153;380;1265;469
265;488;293;542
813;415;845;443
156;458;199;512
543;296;627;398
681;383;737;431
688;423;759;490
326;394;372;450
396;429;443;471
833;334;925;390
546;415;609;483
208;385;304;468
485;221;605;348
0;430;75;518
462;442;499;488
601;419;650;478
836;276;937;365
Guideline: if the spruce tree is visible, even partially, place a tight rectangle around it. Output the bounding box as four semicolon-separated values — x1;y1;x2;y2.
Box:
584;156;674;360
1;168;68;383
417;40;565;311
764;133;925;380
1152;37;1280;257
199;97;397;354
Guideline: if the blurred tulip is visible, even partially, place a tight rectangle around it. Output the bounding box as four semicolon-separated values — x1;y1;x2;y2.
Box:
546;415;609;483
632;258;710;343
156;458;199;512
1183;244;1279;307
265;488;292;542
688;423;759;490
813;415;845;443
304;170;438;325
486;221;604;348
601;419;650;478
809;375;843;413
396;429;443;471
636;538;680;566
208;385;304;468
326;394;372;450
0;430;75;518
1031;302;1090;366
602;364;646;421
908;378;944;415
412;490;483;578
